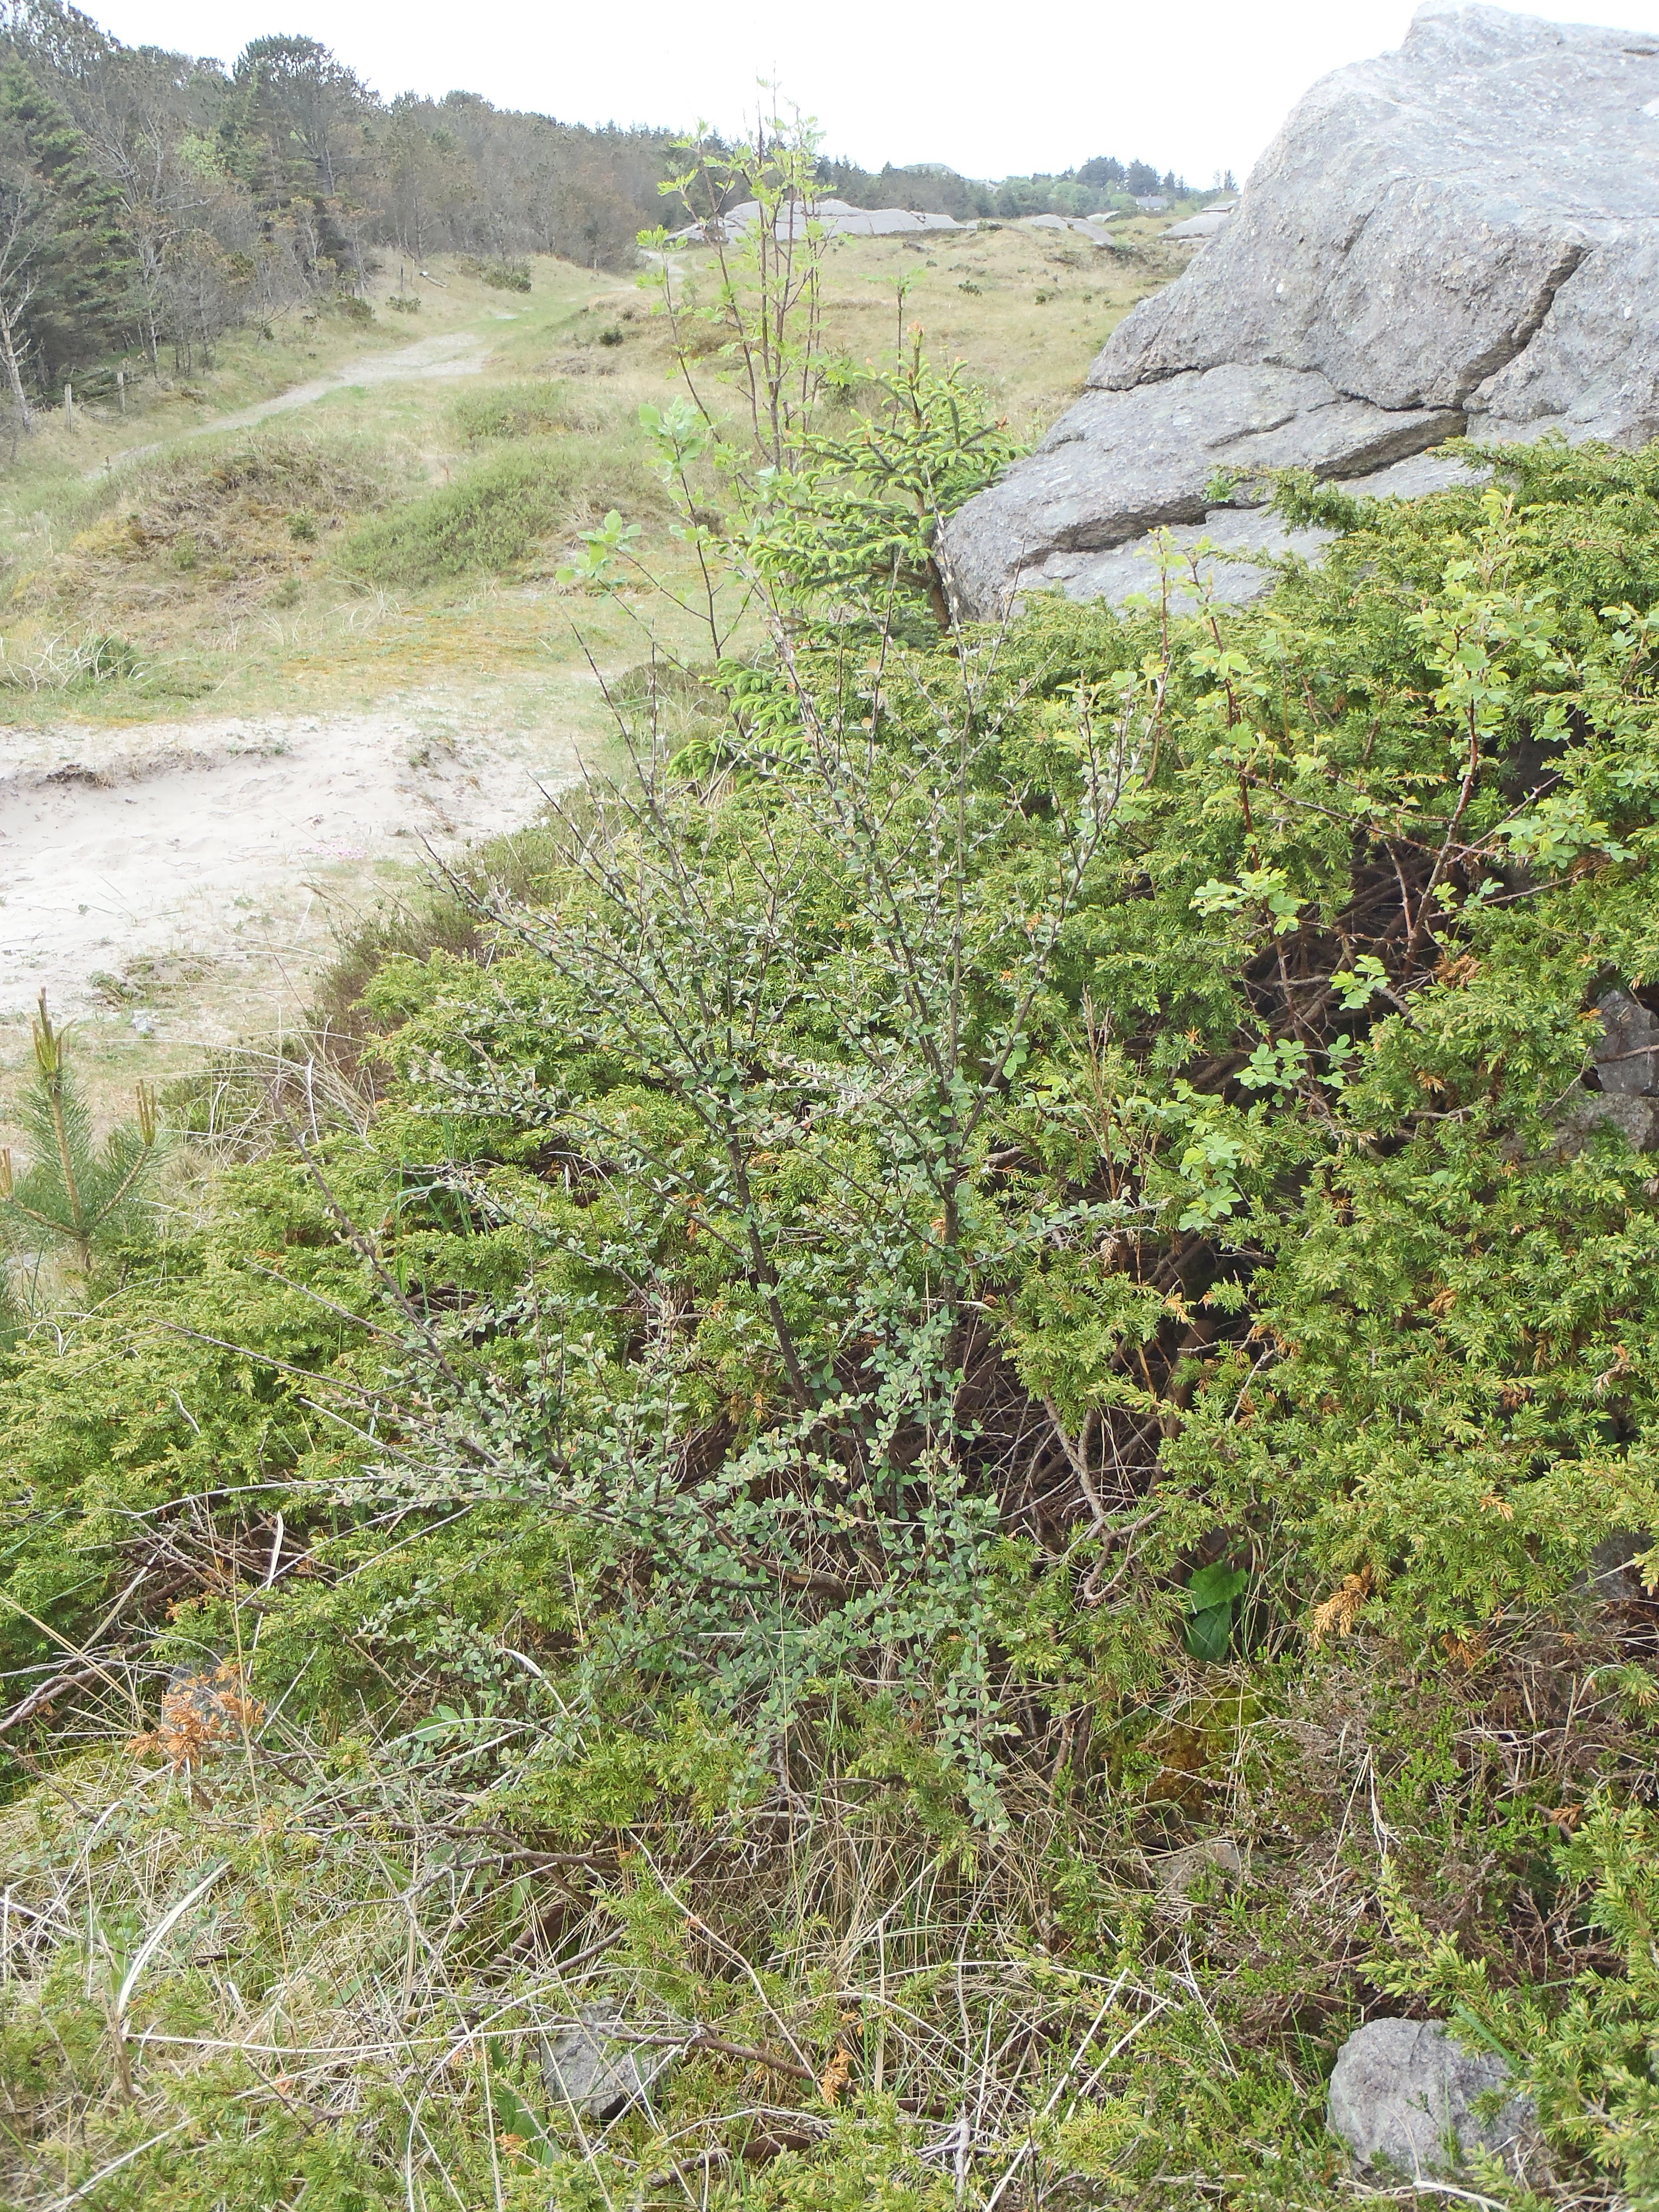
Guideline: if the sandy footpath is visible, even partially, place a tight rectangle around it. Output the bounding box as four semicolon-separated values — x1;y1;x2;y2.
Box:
9;308;622;1068
92;329;492;478
0;700;590;1032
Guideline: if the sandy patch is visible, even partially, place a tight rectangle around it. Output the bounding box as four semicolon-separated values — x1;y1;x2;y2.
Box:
0;697;590;1031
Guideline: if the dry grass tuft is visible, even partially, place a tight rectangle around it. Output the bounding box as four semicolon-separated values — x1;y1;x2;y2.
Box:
10;433;409;637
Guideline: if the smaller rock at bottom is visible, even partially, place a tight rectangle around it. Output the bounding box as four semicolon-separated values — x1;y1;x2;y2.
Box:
541;2005;673;2123
1327;2017;1533;2178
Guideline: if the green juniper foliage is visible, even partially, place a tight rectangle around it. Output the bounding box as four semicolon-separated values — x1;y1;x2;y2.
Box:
6;438;1659;2207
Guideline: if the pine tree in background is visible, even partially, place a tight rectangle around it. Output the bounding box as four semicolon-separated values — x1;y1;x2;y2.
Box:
232;34;366;201
221;35;370;287
1077;153;1127;189
0;57;131;386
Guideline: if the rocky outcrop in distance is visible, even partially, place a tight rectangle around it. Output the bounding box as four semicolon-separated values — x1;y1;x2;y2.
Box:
671;198;970;243
942;2;1659;617
1017;212;1123;246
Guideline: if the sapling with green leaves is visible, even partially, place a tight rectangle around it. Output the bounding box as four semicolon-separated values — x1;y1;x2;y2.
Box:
743;336;1020;636
0;991;160;1279
641;99;832;473
602;104;1020;676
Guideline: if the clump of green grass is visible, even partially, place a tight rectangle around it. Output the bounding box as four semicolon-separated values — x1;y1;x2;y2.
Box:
335;437;659;588
0;628;142;689
449;379;579;446
460;253;531;292
4;430;411;636
125;430;398;533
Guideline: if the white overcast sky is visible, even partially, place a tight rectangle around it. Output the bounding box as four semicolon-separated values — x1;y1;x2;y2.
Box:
88;0;1659;183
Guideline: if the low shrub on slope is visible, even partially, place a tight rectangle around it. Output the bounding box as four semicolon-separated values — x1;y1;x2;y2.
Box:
5;444;1659;2207
8;430;404;632
448;378;585;446
336;435;661;588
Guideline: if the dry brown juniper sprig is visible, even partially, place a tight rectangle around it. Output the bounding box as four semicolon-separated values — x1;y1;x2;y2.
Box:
131;1662;265;1774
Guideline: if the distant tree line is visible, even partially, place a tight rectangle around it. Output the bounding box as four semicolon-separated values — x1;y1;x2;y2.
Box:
815;152;1229;222
0;0;683;414
0;0;1230;425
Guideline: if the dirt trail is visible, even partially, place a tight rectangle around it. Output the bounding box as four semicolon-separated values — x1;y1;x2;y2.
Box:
13;300;630;1065
205;328;491;431
0;698;591;1030
87;329;491;478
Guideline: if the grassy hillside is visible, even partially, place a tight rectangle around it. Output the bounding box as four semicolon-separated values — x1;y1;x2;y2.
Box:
0;224;1179;725
0;219;1186;1132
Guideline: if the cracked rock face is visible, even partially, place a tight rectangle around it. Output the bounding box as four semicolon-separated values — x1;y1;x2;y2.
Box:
942;2;1659;619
